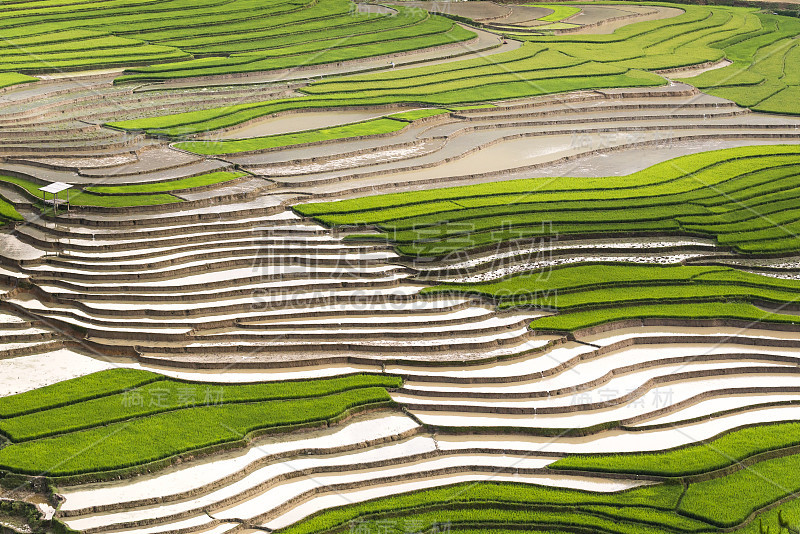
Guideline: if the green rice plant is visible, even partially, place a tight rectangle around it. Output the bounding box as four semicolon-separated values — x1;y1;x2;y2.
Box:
297;147;800;256
121;0;323;43
0;387;393;475
174;7;429;55
550;421;800;476
109;47;658;135
324;506;694;534
5;0;251;33
687;167;800;205
711;81;786;108
387;108;449;121
0;47;189;73
110;98;366;137
378;199;708;232
679;62;765;88
118;24;475;84
390;69;663;104
84;170;247;194
425;264;725;299
526;4;581;23
277;482;684;534
55;3;792;136
530;22;580;31
579;505;714;532
782;43;800;86
0;0;472;79
551;42;647;63
734;498;800;533
174;118;408;156
515;275;800;310
382;205;707;244
426;263;800;331
680;12;800;109
448;104;495;110
642;9;740;55
307;43;548;86
0;175;182;207
117;15;472;81
0;72;38;89
683;204;800;235
525;3;714;45
108;0;310;37
0;29;135;49
0;368;161;418
0;373;402;441
0;197;23;221
528;300;800;332
680;454;800;526
0;34;165;55
395;219;680;256
297;146;800;217
302;60;625;98
160;5;407;52
753;86;800;115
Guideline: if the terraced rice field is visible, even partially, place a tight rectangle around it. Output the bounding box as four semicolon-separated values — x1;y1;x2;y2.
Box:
4;0;800;533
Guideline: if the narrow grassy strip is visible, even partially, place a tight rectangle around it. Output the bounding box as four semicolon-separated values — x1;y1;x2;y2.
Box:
320;506;701;534
174;118;408;156
754;86;800;115
531;22;580;30
0;175;181;207
393;220;680;256
0;374;402;441
549;421;800;477
0;72;38;89
424;264;800;304
680;453;800;526
527;301;800;332
0;368;161;418
526;5;582;23
0;197;22;221
85;170;247;194
276;482;684;534
509;282;800;311
581;505;712;532
387;108;449;121
734;496;800;533
448;104;495;110
424;263;800;331
0;387;393;476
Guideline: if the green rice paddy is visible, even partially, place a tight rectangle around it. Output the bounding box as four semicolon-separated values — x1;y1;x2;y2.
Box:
276;454;800;534
298;146;800;256
109;4;800;137
84;170;248;194
175;117;411;155
4;1;800;532
0;0;473;82
0;372;400;476
0;175;182;207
